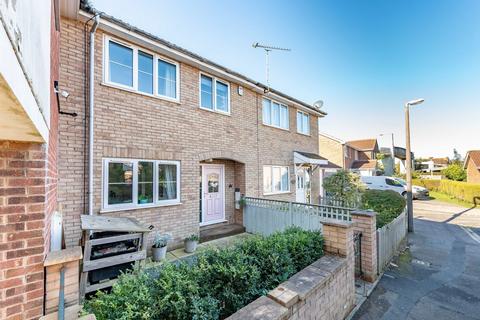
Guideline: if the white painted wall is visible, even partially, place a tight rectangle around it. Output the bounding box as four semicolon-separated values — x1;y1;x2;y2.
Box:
0;0;51;141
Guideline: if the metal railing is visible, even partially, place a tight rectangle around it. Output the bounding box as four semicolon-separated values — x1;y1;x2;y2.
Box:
243;197;355;236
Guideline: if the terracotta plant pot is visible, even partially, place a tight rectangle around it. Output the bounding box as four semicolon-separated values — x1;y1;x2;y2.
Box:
184;240;198;253
152;246;167;261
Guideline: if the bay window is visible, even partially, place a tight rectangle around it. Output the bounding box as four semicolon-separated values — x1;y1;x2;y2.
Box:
103;158;180;210
105;37;179;101
262;98;289;130
199;73;230;113
263;165;290;194
297;111;310;135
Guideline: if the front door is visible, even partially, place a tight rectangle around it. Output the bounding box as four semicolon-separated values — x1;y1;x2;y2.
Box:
201;165;225;225
296;167;311;203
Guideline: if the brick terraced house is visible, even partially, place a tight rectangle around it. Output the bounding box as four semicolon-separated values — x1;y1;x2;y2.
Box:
0;1;62;319
318;133;380;189
464;150;480;184
57;1;329;249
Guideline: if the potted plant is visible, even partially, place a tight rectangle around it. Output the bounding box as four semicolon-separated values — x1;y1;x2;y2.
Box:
138;195;149;204
184;234;199;253
152;233;172;262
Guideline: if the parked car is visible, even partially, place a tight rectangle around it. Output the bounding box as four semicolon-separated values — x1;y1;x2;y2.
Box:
361;176;406;196
360;176;429;200
393;178;430;199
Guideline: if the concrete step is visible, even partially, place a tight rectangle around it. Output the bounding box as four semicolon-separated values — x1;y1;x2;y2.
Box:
200;223;245;243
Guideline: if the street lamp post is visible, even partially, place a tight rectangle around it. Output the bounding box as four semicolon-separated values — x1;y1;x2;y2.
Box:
405;98;424;233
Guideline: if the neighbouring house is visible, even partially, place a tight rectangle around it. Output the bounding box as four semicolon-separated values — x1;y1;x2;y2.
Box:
318;133;380;179
0;0;61;319
464;150;480;184
418;157;449;174
57;1;328;250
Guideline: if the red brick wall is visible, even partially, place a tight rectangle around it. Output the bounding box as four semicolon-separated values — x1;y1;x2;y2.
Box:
0;141;47;320
466;160;480;184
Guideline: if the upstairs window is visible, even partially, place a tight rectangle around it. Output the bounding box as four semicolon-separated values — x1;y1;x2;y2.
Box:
138;51;153;94
263;98;289;130
108;41;133;87
158;60;177;98
297;111;310;135
200;74;230;114
103;158;180;211
105;37;179;101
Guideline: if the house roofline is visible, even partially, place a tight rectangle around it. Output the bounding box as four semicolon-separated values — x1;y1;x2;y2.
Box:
318;131;346;144
73;4;327;117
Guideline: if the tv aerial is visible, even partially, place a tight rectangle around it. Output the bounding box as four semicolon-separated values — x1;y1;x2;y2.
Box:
252;42;291;93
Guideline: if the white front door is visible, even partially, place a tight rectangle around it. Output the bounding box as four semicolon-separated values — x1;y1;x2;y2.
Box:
201;165;225;225
296;168;306;203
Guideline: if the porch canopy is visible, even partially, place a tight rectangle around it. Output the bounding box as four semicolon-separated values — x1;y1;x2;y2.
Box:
294;151;329;166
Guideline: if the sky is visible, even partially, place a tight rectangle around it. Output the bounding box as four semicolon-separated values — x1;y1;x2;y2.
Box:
91;0;480;158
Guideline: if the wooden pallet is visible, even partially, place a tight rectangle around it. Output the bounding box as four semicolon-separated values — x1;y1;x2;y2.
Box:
79;215;151;298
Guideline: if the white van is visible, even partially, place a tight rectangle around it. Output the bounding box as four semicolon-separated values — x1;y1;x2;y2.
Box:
360;176;406;196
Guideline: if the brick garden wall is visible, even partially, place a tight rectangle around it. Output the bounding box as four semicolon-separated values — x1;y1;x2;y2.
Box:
58;18;321;249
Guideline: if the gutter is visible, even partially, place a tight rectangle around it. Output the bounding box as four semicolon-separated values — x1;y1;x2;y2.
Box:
88;15;100;215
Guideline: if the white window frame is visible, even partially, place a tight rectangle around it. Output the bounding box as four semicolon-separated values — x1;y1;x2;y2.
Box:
262;98;289;130
103;35;180;103
102;158;181;212
296;110;310;135
198;72;231;115
263;165;290;195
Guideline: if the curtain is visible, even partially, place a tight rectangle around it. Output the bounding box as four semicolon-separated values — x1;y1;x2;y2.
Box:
164;165;176;199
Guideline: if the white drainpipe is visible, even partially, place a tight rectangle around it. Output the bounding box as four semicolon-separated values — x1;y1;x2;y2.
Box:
89;15;100;215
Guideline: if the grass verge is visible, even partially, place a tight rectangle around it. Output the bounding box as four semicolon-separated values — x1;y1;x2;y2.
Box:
428;191;474;208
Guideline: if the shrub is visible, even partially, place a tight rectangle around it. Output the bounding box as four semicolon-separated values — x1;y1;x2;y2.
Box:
323;169;364;205
195;247;261;318
85;228;324;320
442;164;467;181
413;179;480;205
361;190;406;228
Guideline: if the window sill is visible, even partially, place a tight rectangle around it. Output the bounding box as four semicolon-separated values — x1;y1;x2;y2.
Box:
263;191;292;196
100;201;182;213
100;82;181;104
199;106;231;116
296;131;311;137
262;123;290;132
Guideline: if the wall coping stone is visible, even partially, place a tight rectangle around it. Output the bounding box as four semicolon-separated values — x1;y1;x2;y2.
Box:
310;255;345;275
226;296;288;320
351;210;376;217
321;219;353;228
44;246;83;266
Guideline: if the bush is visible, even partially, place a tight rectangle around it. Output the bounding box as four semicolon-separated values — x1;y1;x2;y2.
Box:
85;228;324;320
442;164;467;181
413;179;480;205
361;190;406;228
323;169;364;205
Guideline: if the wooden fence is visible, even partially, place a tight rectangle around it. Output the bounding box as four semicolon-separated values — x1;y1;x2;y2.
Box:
376;209;408;273
243;197;353;236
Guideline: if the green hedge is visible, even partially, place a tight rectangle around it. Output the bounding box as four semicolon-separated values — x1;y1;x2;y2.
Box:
360;190;406;228
85;227;324;320
413;179;480;205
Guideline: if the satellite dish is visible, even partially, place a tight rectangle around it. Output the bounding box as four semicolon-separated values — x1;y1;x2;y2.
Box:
313;100;324;109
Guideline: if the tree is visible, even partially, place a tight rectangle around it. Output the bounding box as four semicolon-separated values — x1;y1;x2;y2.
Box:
452;149;462;165
442;163;466;181
322;170;364;205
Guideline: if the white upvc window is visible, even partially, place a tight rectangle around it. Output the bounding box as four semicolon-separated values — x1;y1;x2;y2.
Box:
199;73;230;114
262;98;289;130
263;165;290;194
296;110;310;135
102;158;180;211
104;36;180;102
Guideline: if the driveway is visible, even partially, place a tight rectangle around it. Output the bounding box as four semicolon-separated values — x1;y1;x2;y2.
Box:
352;200;480;320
